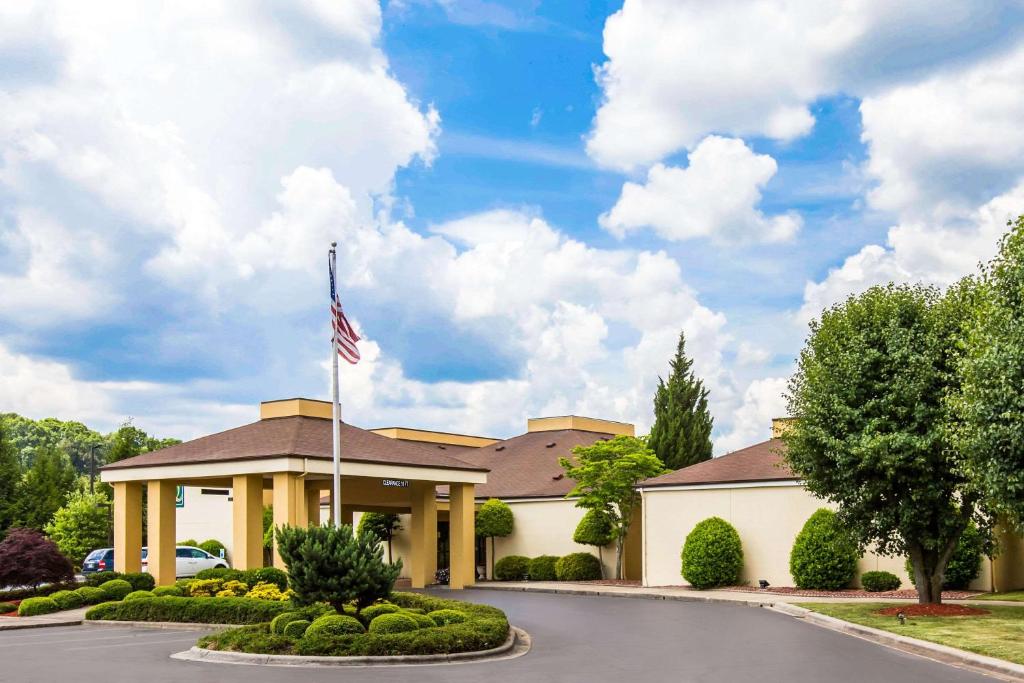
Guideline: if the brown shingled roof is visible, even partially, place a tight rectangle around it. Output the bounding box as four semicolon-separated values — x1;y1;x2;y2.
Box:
438;429;614;499
102;416;487;472
638;438;796;488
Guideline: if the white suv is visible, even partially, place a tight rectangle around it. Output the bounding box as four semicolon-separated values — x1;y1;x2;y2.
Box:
141;545;228;577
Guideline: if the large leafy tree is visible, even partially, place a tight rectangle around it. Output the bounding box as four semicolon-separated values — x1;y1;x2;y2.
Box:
45;490;112;567
647;331;713;470
356;512;403;564
0;422;21;537
784;283;991;604
956;215;1024;529
475;498;513;579
560;436;667;579
14;446;78;531
0;413;103;473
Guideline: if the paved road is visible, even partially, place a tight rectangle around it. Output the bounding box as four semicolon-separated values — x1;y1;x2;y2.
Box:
0;591;998;682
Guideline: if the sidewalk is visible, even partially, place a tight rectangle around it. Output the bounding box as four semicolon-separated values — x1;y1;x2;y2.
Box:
468;581;1024;607
0;606;89;631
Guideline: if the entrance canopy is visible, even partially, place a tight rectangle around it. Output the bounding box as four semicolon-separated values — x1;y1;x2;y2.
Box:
101;398;487;589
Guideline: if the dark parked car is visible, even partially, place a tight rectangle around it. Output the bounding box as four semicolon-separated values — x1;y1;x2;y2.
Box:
81;547;115;575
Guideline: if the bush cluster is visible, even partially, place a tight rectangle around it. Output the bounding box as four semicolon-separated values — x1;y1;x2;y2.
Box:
527;556;559;581
99;579;134;601
789;509;859;590
556;553;603;581
85;595;291;624
282;619;310;638
0;581;78;603
680;517;743;589
84;572;155;592
18;596;60;616
50;589;85;610
301;614;365;638
493;555;530;581
861;571;902;592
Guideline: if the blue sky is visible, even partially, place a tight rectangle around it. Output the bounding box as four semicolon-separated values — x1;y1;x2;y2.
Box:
2;1;1023;451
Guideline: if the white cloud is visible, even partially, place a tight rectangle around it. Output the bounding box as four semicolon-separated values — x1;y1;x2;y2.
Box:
599;136;801;244
715;377;788;454
588;0;1023;170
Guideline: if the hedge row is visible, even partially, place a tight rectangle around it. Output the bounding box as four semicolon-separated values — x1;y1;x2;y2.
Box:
85;595;290;624
492;552;602;582
84;572;155;592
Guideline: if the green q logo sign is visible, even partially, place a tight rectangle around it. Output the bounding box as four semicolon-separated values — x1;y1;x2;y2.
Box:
176;486;185;508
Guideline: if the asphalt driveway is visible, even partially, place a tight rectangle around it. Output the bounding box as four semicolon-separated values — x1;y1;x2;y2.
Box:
0;591;999;682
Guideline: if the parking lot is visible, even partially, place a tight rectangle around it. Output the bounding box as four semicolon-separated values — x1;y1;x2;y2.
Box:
0;592;1001;683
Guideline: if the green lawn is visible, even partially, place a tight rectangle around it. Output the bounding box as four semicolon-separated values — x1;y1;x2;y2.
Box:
973;591;1024;602
802;602;1024;665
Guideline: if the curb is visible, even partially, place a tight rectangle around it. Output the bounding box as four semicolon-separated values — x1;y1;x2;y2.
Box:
773;604;1024;681
170;626;529;667
0;618;83;631
467;584;775;608
83;619;234;632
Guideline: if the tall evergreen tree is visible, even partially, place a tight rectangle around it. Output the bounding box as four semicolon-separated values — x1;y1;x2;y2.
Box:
647;331;714;470
0;423;22;536
14;446;78;531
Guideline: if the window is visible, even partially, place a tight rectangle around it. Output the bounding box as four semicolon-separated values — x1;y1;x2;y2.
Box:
175;548;191;558
191;548;208;559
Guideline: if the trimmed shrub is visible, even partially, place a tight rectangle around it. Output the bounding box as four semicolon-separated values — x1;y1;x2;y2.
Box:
304;614;366;639
125;590;156;601
283;619;311;638
74;586;107;605
246;581;290;602
861;570;902;592
789;509;859;590
270;611;302;635
123;572;156;592
175;578;197;591
368;613;420;635
405;611;436;629
428;609;467;626
903;525;985;590
190;579;224;597
198;623;294;654
195;568;243;582
85;571;122;587
199;539;227;560
178;539;198;547
680;517;743;589
85;596;290;624
0;602;16;614
153;586;183;597
0;582;78;602
0;529;75;589
99;579;133;601
18;597;59;616
493;555;530;581
242;567;288;591
360;603;400;622
528;555;559;581
50;590;85;610
216;580;249;598
555;552;602;581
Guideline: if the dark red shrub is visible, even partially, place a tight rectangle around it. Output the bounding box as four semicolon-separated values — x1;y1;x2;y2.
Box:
0;528;75;588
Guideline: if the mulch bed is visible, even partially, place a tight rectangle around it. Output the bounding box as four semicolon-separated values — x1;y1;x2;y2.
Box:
718;586;982;600
0;600;21;617
876;604;990;617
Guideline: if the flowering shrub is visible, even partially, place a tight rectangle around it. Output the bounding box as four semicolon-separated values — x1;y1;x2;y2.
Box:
189;579;223;597
215;580;249;598
246;581;292;601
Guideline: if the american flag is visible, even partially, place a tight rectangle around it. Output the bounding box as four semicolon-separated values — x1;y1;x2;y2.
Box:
329;253;360;364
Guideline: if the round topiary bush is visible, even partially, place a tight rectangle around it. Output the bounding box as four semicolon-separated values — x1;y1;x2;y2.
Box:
50;590;85;610
18;597;59;617
368;612;419;635
283;619;311;638
270;611;302;635
99;579;133;601
494;555;530;581
903;525;985;590
304;614;366;639
428;608;467;626
198;539;227;560
404;611;436;628
789;509;859;590
153;585;183;597
195;567;242;581
123;572;156;592
242;567;289;591
861;570;902;592
0;602;15;614
528;555;559;581
124;590;155;601
74;586;106;605
360;603;400;622
555;552;602;581
680;517;744;589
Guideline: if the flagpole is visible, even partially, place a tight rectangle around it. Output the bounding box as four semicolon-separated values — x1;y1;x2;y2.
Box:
330;242;342;528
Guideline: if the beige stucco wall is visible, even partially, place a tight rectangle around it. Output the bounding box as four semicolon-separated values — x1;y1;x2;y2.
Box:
175;486;234;561
641;482;999;591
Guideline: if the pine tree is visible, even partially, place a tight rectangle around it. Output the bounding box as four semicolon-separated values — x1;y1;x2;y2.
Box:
14;446;78;531
0;423;22;537
647;330;714;470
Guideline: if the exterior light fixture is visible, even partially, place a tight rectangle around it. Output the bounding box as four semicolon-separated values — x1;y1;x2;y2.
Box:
758;579;770;590
896;610;906;626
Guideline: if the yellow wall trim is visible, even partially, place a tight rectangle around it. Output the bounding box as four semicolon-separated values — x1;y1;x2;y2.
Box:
370;427;497;448
527;415;635;436
260;398;333;420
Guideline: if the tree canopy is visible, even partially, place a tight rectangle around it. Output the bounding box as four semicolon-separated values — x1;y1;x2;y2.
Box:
560;435;666;579
45;490;112;566
784;283;991;603
14;446;78;531
647;330;713;470
356;512;403;564
0;423;21;536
